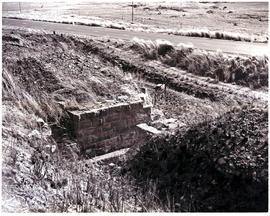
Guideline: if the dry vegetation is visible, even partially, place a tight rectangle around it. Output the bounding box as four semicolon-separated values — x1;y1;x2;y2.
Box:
4;13;265;42
2;27;268;212
131;38;268;89
2;29;151;212
2;1;268;42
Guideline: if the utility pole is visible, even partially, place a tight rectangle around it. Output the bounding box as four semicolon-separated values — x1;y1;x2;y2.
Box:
19;2;21;13
131;1;134;22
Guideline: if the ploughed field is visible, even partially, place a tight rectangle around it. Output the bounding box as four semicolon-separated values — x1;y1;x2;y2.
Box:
2;28;268;212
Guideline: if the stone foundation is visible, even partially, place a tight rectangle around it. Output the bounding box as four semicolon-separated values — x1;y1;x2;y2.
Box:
69;101;151;156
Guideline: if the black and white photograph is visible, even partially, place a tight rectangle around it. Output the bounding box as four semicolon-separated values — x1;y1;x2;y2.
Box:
1;0;268;213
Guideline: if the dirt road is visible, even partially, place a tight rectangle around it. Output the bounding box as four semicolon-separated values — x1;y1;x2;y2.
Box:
3;18;268;56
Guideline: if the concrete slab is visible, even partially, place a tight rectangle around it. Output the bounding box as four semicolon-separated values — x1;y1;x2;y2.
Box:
89;148;130;163
136;123;161;135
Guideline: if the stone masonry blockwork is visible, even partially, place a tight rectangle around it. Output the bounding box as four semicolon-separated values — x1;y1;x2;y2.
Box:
69;101;151;156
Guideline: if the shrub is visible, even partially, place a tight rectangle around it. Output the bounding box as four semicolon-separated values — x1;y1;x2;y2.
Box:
156;40;174;56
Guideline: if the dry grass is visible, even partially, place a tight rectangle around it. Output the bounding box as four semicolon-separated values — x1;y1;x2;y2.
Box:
2;27;267;213
3;6;267;43
1;28;171;213
2;124;172;212
158;28;258;42
131;38;268;89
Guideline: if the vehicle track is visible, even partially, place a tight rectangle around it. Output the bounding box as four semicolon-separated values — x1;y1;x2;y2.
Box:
3;18;268;56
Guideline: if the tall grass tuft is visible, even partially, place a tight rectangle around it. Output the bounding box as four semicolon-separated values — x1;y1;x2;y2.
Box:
131;38;268;89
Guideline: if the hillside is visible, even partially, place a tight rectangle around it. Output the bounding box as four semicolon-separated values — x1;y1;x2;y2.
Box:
2;27;268;212
2;28;145;212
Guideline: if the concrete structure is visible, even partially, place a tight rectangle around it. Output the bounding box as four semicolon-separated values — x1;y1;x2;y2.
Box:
69;101;151;156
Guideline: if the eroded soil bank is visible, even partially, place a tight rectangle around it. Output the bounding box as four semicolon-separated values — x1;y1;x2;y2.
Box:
2;28;268;212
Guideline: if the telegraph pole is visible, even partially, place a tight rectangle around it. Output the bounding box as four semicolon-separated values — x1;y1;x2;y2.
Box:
19;2;21;13
131;1;134;22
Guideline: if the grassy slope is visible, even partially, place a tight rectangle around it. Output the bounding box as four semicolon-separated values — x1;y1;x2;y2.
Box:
1;29;146;212
65;33;268;212
78;36;268;106
2;28;268;212
130;38;268;89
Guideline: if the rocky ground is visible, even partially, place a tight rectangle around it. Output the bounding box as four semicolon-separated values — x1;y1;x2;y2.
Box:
2;27;268;212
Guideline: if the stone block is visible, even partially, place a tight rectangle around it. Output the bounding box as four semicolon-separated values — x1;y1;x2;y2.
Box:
79;120;94;128
79;111;99;121
99;108;109;116
120;130;136;141
124;105;131;112
68;111;80;121
78;127;101;137
91;118;103;127
103;136;120;151
104;112;121;122
135;113;148;122
143;106;152;115
126;118;136;128
101;129;115;140
83;134;100;143
115;125;128;134
102;122;112;131
136;123;161;135
129;102;143;111
121;138;135;147
108;103;126;113
71;101;151;156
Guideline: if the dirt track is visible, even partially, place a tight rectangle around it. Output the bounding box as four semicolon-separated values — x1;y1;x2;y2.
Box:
3;18;268;56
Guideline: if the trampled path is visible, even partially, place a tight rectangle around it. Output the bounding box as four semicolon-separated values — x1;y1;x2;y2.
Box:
3;18;268;57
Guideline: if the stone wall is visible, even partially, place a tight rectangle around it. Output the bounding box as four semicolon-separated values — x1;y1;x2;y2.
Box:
69;101;151;156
